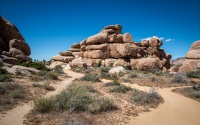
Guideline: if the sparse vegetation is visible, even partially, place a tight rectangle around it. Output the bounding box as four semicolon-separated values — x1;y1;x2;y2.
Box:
88;97;117;113
186;70;200;78
110;85;131;93
17;59;50;71
171;73;188;84
29;70;58;81
172;86;200;102
53;65;63;74
132;88;163;107
0;68;12;82
33;82;116;114
150;68;163;75
0;82;25;110
104;80;121;87
34;97;53;113
128;71;138;78
80;74;100;82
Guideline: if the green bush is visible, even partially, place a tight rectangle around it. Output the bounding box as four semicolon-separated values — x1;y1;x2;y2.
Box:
17;59;49;71
191;91;200;98
0;74;12;82
128;71;138;78
53;65;63;74
53;83;93;111
104;80;121;87
34;97;53;113
29;71;58;81
88;97;117;113
82;85;97;93
133;88;162;106
132;88;140;96
110;85;131;93
100;67;111;73
171;73;188;84
9;89;24;99
33;82;117;114
187;70;200;78
80;74;100;82
150;68;163;75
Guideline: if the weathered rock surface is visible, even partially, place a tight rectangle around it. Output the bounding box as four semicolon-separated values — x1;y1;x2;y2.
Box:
0;16;31;64
109;66;126;75
52;55;74;63
179;40;200;73
52;24;171;71
3;65;39;74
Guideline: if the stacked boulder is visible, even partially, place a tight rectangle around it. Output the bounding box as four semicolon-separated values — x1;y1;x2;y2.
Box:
51;43;81;63
179;40;200;72
52;24;171;71
0;16;31;64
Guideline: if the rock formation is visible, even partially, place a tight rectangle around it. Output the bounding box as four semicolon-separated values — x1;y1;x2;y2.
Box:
0;16;31;64
179;40;200;73
52;24;171;71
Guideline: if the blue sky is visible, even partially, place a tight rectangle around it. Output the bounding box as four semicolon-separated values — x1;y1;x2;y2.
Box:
1;0;200;60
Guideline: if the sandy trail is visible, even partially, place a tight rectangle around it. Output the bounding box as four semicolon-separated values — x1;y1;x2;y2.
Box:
0;69;83;125
122;83;200;125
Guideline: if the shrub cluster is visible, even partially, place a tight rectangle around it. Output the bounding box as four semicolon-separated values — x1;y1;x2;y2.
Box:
186;70;200;78
17;59;49;71
171;73;188;84
34;82;117;113
132;88;163;107
80;74;100;82
29;70;58;81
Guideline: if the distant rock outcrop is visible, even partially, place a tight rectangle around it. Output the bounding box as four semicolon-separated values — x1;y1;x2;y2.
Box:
179;40;200;73
0;16;31;64
52;24;171;71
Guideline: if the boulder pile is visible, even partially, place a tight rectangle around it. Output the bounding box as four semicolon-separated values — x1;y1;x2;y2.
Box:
52;24;171;71
0;16;31;64
179;40;200;72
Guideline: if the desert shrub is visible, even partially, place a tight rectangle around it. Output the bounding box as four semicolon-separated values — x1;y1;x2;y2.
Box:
191;91;200;98
9;89;24;99
110;85;131;93
150;76;156;82
0;82;20;95
100;67;111;73
104;80;121;87
171;73;188;84
0;74;12;82
187;70;200;78
53;83;93;112
0;82;24;103
150;68;163;75
53;65;63;74
29;71;58;81
80;74;100;82
133;88;162;106
17;59;49;71
43;82;55;91
34;97;53;113
118;72;125;77
82;85;97;93
132;88;140;96
88;97;117;113
128;71;138;78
